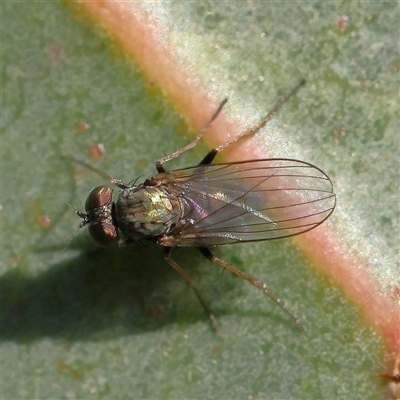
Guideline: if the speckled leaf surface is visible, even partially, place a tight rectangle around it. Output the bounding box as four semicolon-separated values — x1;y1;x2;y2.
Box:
1;2;398;399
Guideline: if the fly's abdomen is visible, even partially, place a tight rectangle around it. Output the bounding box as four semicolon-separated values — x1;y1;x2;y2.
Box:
115;185;183;240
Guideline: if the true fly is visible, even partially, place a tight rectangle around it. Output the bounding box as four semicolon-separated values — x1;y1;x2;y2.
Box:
75;80;336;331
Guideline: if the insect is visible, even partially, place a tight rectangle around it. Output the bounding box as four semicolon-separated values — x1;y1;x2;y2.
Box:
75;80;336;331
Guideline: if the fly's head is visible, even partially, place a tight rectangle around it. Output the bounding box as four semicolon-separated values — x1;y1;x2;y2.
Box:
77;185;118;246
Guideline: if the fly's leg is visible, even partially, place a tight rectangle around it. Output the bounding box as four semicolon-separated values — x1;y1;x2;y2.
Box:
63;154;130;189
199;247;304;331
156;99;228;173
157;80;305;171
163;247;220;332
199;79;307;166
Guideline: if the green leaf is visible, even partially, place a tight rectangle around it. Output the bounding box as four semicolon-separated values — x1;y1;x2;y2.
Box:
2;2;396;399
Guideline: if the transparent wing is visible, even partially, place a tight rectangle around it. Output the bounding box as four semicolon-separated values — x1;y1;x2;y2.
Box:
159;159;336;247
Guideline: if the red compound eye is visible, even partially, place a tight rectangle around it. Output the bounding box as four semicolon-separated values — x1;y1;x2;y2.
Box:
84;186;117;246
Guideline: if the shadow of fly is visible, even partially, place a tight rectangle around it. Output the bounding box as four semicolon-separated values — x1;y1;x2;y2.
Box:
72;80;336;331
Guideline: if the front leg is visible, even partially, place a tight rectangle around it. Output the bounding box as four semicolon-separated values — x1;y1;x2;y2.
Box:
156;99;228;173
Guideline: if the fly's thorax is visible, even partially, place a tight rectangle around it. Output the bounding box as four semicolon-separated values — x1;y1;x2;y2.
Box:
115;185;184;240
82;185;118;247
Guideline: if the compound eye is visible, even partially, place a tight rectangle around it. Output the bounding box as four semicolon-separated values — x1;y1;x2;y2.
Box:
88;222;118;247
84;186;118;247
85;186;112;212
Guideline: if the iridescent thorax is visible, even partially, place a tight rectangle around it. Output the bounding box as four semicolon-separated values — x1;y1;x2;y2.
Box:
115;184;184;240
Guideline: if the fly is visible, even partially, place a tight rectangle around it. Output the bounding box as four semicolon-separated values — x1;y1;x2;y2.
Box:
74;80;336;331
